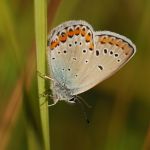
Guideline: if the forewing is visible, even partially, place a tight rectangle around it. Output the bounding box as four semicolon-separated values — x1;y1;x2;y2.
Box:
47;20;95;88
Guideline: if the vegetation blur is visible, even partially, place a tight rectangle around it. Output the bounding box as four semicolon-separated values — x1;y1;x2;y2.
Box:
0;0;150;150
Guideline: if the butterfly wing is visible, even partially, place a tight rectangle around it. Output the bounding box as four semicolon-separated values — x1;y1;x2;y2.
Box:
47;20;95;96
70;31;136;95
47;20;136;97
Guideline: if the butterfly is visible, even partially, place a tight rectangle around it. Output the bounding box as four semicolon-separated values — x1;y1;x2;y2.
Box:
47;20;136;106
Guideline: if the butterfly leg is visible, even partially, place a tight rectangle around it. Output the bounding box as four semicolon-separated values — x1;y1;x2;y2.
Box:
48;96;59;106
37;70;54;81
39;89;52;97
37;71;57;106
48;101;58;107
40;93;58;107
39;89;57;106
39;92;53;98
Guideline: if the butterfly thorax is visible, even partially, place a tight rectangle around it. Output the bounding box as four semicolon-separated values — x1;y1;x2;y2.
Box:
51;81;74;103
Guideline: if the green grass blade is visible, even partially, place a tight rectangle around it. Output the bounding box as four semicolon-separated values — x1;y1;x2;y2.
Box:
34;0;50;150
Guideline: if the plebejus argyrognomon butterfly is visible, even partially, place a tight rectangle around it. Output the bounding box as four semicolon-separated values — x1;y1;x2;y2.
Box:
47;20;136;106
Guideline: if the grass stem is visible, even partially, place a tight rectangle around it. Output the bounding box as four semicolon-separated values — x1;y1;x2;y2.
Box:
34;0;50;150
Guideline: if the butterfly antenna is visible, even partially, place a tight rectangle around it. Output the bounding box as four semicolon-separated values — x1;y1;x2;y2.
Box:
76;95;92;109
75;97;90;124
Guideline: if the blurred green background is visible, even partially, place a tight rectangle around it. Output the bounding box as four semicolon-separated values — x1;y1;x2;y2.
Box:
0;0;150;150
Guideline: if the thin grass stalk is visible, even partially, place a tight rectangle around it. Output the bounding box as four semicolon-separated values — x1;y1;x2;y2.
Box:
34;0;50;150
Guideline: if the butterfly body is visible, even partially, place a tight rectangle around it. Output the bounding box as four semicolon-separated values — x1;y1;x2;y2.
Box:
47;20;136;105
51;81;74;103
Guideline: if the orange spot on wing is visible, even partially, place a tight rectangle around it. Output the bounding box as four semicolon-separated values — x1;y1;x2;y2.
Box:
99;35;133;56
67;29;74;37
122;43;132;55
89;42;94;51
115;39;124;48
75;27;81;35
85;33;92;42
59;33;67;42
81;28;86;36
50;40;59;50
99;36;108;44
108;37;116;45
